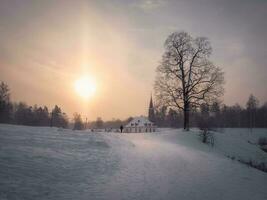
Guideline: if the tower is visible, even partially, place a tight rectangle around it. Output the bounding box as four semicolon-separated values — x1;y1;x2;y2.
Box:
148;94;155;122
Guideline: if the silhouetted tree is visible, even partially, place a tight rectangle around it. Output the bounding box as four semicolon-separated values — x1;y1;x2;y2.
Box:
51;105;68;128
154;31;224;130
96;117;104;129
246;94;259;131
86;117;134;130
209;101;221;127
154;105;168;127
13;102;28;125
166;108;182;128
32;105;50;126
73;113;84;130
0;81;13;123
257;102;267;127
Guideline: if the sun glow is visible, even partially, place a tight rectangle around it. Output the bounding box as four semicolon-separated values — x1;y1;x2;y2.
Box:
74;76;96;99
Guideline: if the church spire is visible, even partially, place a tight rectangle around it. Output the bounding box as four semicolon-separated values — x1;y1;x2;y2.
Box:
148;94;155;122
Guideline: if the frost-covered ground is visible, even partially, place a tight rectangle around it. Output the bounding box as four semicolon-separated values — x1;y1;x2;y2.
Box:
0;124;267;200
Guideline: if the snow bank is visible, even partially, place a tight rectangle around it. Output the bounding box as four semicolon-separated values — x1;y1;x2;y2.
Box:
157;128;267;166
212;129;267;166
0;124;267;200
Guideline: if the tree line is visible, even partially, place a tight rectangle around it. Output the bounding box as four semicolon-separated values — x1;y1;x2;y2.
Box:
0;81;68;128
1;80;266;130
152;94;267;129
86;117;133;130
0;81;132;130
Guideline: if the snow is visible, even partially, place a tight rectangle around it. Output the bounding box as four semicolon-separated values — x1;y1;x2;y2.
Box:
0;124;267;200
213;128;267;165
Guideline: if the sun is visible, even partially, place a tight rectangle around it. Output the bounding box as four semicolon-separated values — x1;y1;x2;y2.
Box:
74;76;96;99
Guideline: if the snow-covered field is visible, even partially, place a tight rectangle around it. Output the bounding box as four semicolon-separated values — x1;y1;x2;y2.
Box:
0;124;267;200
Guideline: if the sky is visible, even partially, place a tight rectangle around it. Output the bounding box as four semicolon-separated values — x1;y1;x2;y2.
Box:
0;0;267;120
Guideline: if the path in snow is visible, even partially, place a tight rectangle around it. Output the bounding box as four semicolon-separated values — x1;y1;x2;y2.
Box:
0;125;266;200
104;132;267;200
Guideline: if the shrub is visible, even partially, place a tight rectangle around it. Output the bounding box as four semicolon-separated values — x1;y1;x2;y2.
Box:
199;129;214;146
197;115;214;146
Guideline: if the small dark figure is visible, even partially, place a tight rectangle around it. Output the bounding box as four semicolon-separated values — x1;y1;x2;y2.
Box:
120;125;123;133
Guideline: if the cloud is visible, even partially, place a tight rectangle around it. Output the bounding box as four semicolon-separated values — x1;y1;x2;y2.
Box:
133;0;167;11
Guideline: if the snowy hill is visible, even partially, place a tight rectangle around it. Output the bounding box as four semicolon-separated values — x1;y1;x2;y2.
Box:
0;124;267;200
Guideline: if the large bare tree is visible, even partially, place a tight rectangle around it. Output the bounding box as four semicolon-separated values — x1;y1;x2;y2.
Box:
154;31;224;130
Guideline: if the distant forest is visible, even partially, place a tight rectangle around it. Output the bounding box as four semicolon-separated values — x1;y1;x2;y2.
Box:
0;81;69;128
0;81;130;130
0;81;266;129
152;95;267;128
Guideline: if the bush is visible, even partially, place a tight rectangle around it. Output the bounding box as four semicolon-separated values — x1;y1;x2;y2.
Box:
197;115;214;146
199;129;214;146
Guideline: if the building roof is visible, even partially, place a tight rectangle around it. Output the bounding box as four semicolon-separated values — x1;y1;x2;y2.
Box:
125;116;154;127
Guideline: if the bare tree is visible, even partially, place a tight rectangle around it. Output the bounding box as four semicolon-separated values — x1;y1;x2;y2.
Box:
154;31;224;130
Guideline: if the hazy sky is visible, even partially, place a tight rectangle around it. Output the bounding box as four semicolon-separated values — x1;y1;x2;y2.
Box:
0;0;267;120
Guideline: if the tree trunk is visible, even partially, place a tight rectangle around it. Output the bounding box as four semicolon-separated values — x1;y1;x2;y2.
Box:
183;103;190;131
